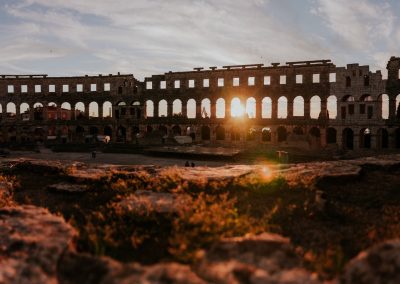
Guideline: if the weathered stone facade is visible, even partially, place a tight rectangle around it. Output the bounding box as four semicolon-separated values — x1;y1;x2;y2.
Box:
1;57;400;150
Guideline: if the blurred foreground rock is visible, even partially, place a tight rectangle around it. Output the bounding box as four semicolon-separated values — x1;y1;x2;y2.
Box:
196;233;319;284
342;240;400;284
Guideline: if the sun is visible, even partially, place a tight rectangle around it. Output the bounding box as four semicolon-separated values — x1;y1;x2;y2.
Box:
231;98;244;117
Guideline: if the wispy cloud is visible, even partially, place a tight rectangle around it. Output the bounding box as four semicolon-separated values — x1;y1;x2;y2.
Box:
0;0;399;78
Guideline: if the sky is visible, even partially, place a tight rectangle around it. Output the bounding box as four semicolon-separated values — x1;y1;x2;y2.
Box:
0;0;399;80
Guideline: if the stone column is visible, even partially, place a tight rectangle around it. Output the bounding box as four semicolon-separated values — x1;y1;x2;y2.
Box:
210;101;216;119
196;101;202;118
304;99;311;118
271;99;277;119
389;98;397;119
182;100;187;118
287;99;293;118
98;106;103;119
153;102;159;118
57;106;61;120
320;128;327;147
320;98;327;119
256;99;262;119
84;104;90;119
167;102;173;118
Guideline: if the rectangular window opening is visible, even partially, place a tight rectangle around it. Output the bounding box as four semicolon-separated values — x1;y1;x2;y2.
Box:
248;76;255;86
90;83;97;92
160;81;166;89
218;78;224;87
203;79;209;87
280;75;286;84
264;76;271;85
329;73;336;83
188;79;195;88
76;84;83;92
104;83;111;91
35;85;41;93
296;75;303;84
49;85;55;93
7;85;14;93
313;74;320;83
146;81;152;90
21;85;28;93
174;80;180;89
233;77;240;86
62;84;69;93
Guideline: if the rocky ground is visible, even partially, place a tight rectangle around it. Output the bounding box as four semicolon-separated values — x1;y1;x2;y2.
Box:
1;156;400;283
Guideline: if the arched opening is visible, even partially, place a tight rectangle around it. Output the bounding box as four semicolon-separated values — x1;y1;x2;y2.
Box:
246;128;256;141
33;102;44;121
293;96;304;117
277;126;287;142
172;125;181;136
359;128;371;149
104;126;113;140
309;127;321;147
262;97;272;118
261;127;271;142
187;99;196;118
47;102;57;120
380;94;389;119
326;127;337;144
6;102;16;118
231;128;240;141
8;127;17;142
201;126;210;140
327;95;337;119
231;97;244;117
201;98;211;118
89;126;98;135
360;94;373;102
146;125;153;133
75;102;85;119
172;99;182;116
89;102;99;118
342;128;354;150
216;125;225;140
117;126;126;142
20;103;30;121
158;100;168;117
145;100;154;117
245;97;256;118
377;128;388;149
310;96;321;119
61;102;72;120
277;96;287;118
216;98;225;118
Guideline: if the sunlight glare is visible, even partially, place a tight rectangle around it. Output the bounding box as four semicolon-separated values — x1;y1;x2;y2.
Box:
231;98;244;117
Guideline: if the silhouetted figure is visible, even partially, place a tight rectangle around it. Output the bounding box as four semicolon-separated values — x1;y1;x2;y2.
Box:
191;162;195;167
185;161;190;167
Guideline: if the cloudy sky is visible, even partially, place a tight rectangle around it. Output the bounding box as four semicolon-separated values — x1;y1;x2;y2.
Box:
0;0;399;80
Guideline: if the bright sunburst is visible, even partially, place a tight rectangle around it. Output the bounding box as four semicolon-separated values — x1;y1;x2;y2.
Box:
231;98;244;117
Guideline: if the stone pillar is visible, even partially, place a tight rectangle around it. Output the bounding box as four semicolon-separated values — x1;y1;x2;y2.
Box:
126;127;132;143
153;102;159;118
84;104;90;119
182;100;187;118
210;101;216;119
320;98;327;119
304;99;311;118
15;105;21;121
57;106;61;120
30;105;35;121
71;107;76;120
271;99;277;119
287;99;293;118
225;101;231;118
389;98;397;119
167;102;173;118
98;105;103;119
256;99;262;119
320;128;327;147
196;102;202;118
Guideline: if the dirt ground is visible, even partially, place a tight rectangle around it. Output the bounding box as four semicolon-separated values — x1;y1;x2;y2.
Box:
6;148;228;167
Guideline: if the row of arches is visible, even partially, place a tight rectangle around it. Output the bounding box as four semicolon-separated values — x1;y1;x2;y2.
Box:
0;101;114;120
146;96;338;119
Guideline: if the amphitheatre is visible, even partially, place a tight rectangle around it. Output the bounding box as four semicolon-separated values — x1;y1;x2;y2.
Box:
1;56;400;152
